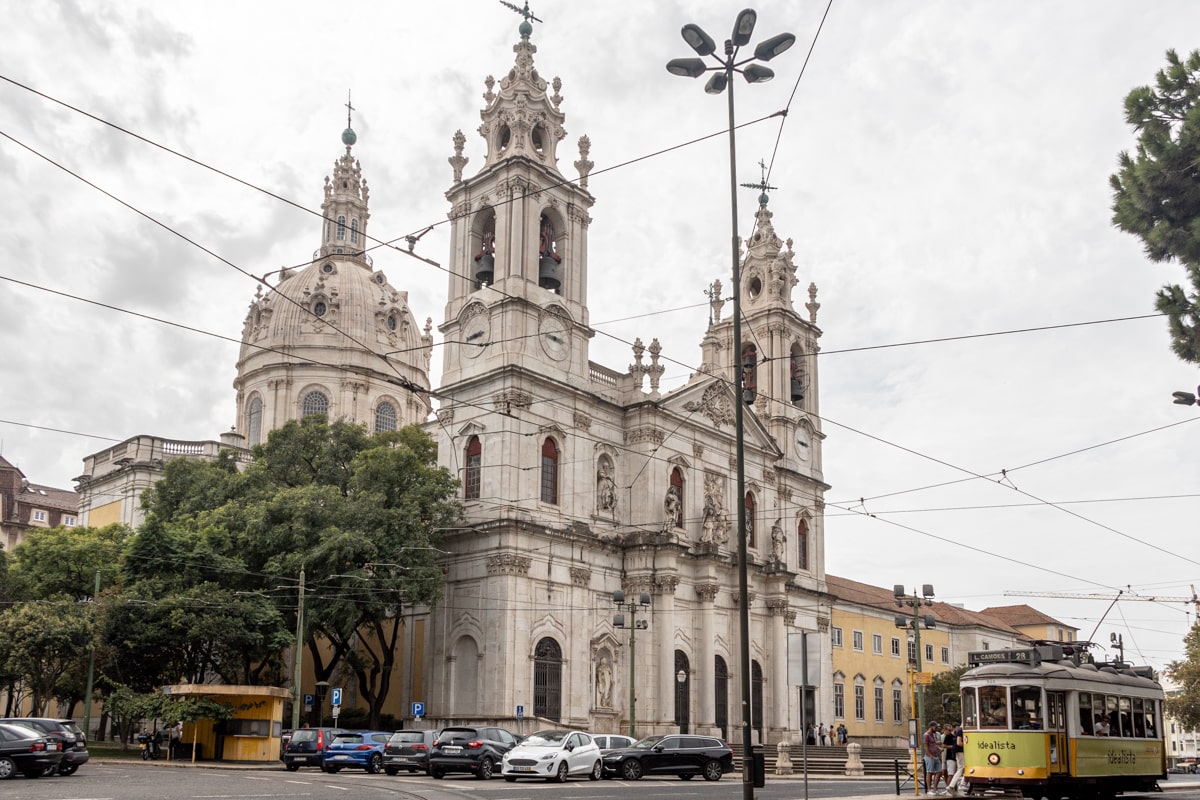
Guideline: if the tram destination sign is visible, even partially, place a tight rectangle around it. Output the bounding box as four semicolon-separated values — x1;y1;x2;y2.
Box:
968;648;1041;666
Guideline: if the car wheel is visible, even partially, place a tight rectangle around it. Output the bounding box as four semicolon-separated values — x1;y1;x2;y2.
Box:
431;767;445;779
702;759;723;781
385;767;399;776
57;763;78;776
590;760;602;781
505;776;517;782
622;759;643;780
554;761;570;783
680;773;694;780
367;754;383;774
0;756;14;779
478;757;494;780
285;763;300;771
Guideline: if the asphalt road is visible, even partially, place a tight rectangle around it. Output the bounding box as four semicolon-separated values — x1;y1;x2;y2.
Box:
4;763;1200;800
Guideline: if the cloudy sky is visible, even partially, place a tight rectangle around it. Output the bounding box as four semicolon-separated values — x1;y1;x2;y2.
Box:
2;1;1198;673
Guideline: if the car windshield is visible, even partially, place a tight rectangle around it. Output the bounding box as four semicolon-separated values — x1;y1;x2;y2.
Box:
389;732;424;743
632;735;666;749
521;730;568;746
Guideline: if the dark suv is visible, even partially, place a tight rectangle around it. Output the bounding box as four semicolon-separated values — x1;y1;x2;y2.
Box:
428;726;518;780
0;718;88;776
600;734;733;781
281;727;344;771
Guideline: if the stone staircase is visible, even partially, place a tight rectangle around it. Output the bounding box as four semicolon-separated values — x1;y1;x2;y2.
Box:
730;743;912;776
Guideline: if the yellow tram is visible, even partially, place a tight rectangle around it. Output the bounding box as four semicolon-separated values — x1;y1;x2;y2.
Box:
960;645;1165;799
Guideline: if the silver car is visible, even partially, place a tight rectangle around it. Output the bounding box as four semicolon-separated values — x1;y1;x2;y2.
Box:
500;729;602;782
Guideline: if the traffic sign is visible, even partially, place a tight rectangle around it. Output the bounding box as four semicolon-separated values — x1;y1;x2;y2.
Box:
331;687;343;706
412;701;425;717
303;693;314;706
913;672;933;685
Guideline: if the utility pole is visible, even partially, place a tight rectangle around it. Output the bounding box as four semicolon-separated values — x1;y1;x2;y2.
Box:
895;584;936;794
612;590;650;738
290;568;306;731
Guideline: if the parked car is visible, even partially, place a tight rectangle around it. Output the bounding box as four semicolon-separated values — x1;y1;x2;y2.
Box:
591;734;636;754
281;727;345;771
600;734;734;781
0;718;88;776
322;730;392;774
0;721;63;780
428;725;518;780
383;729;438;775
500;729;602;782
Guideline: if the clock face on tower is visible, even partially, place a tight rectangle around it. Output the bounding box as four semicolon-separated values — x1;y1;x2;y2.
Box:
795;428;811;461
461;311;491;360
539;314;570;362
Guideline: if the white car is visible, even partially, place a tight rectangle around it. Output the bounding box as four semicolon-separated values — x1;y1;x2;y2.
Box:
501;729;602;782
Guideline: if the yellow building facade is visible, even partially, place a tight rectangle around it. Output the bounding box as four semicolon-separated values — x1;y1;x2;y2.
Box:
826;575;1027;746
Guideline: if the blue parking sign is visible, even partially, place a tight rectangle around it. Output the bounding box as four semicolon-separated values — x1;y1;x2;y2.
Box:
331;687;342;706
303;693;314;706
412;701;425;717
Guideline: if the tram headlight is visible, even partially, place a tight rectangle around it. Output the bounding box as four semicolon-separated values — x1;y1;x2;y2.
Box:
988;753;1001;765
1017;769;1024;775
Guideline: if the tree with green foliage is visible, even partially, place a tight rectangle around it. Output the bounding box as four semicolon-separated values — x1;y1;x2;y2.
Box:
1111;48;1200;364
1165;621;1200;730
928;665;970;724
0;600;92;714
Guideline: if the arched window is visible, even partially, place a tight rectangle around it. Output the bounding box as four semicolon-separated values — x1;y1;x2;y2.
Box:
745;491;757;549
797;518;809;571
751;660;764;741
674;650;691;733
790;343;806;405
714;656;729;741
375;402;397;433
301;390;329;417
464;436;482;500
247;396;263;446
533;637;563;721
336;215;346;240
540;438;559;504
350;218;360;244
669;467;684;527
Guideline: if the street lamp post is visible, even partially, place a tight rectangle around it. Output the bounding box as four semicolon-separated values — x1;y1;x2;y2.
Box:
895;584;936;793
667;10;794;800
315;680;330;728
612;590;650;738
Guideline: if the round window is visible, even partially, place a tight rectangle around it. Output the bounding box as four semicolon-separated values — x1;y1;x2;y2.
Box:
322;263;334;274
314;302;327;317
375;273;386;285
748;276;763;299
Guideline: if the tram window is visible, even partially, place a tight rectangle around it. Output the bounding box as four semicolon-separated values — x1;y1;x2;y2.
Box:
1145;703;1158;739
1079;693;1094;735
1133;698;1145;738
1118;697;1133;737
1107;695;1119;735
1012;685;1042;729
961;688;978;729
980;685;1008;728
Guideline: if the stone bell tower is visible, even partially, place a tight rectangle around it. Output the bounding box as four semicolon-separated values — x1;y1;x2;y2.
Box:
439;17;597;388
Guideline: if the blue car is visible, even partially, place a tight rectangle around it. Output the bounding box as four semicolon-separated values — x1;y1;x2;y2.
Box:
321;731;393;774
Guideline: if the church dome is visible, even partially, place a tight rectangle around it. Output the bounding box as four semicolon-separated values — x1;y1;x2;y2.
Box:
232;126;433;445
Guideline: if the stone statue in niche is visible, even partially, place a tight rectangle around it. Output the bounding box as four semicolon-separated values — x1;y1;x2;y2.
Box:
597;461;617;514
700;475;730;545
771;519;787;562
595;655;613;708
663;486;681;532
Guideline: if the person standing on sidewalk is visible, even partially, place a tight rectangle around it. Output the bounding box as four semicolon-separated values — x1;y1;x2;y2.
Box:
946;723;965;795
923;720;946;795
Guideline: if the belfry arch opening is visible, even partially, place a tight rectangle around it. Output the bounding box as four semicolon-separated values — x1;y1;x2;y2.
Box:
473;209;497;287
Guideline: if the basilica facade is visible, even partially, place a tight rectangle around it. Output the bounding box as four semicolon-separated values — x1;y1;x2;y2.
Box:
79;22;833;742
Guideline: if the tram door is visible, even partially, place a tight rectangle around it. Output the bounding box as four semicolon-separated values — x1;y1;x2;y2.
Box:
1047;692;1069;776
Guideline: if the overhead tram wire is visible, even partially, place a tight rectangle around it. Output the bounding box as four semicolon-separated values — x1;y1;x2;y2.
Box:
4;84;1191;562
5;260;1194;554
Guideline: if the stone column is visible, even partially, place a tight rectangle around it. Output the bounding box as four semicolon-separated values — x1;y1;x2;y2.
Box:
767;598;789;741
655;576;678;729
697;583;719;734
